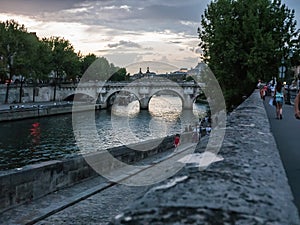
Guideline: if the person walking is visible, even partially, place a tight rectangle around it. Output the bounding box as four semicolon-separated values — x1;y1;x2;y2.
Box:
174;134;180;148
192;124;199;143
257;79;264;99
274;80;284;119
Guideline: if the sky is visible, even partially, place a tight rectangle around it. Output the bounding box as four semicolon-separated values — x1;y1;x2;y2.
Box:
0;0;299;74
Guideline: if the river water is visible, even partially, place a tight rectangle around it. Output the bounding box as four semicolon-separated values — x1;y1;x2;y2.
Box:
0;95;208;171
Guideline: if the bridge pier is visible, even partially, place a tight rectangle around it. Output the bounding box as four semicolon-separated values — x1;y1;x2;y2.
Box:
182;94;194;109
140;97;150;110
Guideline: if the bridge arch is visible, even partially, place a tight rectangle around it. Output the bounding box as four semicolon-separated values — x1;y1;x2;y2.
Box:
63;93;95;102
56;80;201;110
147;89;184;109
103;90;139;108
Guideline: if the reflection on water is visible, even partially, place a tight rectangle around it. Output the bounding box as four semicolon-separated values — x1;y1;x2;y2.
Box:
30;122;40;146
0;95;208;171
149;95;182;121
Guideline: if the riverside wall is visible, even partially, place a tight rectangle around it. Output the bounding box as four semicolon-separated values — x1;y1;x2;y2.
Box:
0;134;192;213
110;90;300;225
0;103;102;122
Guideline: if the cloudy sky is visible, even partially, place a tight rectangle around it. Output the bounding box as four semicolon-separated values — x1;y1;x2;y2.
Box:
0;0;299;74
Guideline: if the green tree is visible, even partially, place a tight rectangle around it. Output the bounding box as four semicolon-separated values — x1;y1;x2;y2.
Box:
80;53;97;79
199;0;299;110
27;38;54;102
109;68;128;81
63;50;81;82
0;20;31;103
33;38;53;83
43;36;80;101
15;31;41;102
81;56;119;82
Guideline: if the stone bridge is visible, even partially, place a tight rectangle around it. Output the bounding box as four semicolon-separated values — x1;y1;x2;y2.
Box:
0;79;204;110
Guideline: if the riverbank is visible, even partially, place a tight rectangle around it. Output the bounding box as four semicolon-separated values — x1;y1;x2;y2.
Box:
0;101;101;122
0;133;192;213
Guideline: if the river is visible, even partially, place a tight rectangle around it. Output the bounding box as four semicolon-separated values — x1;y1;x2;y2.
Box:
0;95;208;171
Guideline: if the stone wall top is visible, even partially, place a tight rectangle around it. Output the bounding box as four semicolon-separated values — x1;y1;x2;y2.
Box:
110;90;300;225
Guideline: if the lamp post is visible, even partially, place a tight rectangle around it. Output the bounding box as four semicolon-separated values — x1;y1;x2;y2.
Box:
282;49;294;104
279;57;286;79
19;76;24;103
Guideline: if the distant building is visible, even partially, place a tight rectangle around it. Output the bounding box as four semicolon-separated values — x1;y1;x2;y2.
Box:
131;67;156;80
130;66;188;82
179;68;188;73
187;62;207;79
160;70;187;82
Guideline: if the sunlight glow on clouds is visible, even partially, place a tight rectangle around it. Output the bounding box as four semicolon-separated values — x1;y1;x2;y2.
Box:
0;0;208;71
1;0;298;73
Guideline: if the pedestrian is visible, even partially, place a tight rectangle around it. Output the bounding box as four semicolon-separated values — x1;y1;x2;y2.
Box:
184;126;188;132
270;84;275;97
274;80;285;119
174;134;180;148
192;124;199;143
257;79;266;100
262;85;268;100
206;125;212;134
257;79;262;89
294;91;300;119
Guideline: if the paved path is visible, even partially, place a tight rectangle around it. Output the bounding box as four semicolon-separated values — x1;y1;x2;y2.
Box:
263;95;300;214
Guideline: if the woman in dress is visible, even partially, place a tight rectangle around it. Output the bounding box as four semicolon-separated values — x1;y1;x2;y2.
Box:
274;81;284;119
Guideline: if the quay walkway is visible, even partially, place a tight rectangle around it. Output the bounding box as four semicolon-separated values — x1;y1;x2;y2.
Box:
0;90;300;224
263;94;300;214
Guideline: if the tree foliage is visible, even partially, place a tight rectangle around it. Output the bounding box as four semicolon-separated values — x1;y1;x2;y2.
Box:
109;68;129;81
81;56;120;82
198;0;299;110
0;20;33;102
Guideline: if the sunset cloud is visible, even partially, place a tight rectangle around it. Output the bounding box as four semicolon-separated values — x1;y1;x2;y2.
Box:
0;0;298;71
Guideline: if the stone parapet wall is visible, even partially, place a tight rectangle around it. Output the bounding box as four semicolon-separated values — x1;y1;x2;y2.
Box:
110;90;300;225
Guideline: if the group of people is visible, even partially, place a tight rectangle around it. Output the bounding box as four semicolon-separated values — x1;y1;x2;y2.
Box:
258;79;300;120
174;117;212;149
258;79;285;120
257;79;275;100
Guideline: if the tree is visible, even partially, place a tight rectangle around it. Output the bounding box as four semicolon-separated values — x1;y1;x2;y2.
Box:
80;53;97;77
62;50;81;82
81;56;119;82
33;38;53;83
27;38;54;102
198;0;299;110
0;20;30;103
43;36;80;101
109;68;128;81
15;31;41;102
